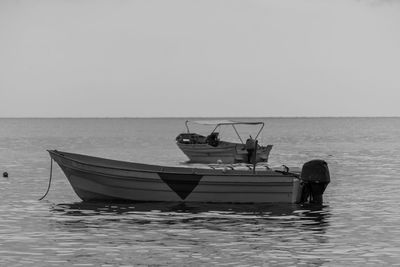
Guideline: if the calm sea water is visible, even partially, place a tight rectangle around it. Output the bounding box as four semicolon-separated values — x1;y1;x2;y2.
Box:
1;118;400;266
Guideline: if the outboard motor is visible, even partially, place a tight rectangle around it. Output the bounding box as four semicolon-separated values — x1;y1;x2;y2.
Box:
299;160;330;204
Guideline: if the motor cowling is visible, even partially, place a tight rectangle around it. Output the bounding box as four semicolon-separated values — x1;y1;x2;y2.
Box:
299;160;330;204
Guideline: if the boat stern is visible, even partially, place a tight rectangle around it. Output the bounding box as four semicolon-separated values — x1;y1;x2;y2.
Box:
297;160;330;204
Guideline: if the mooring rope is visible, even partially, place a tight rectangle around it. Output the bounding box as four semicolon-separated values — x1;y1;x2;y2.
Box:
38;158;53;201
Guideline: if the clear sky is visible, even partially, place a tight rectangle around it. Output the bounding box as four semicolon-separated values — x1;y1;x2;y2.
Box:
1;0;399;117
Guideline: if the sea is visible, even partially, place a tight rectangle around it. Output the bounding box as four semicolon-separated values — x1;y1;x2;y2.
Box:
0;117;399;266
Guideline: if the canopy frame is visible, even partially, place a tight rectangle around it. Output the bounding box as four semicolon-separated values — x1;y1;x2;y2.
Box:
184;120;265;144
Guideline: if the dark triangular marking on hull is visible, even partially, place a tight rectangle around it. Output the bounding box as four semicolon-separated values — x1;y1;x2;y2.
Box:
158;173;203;200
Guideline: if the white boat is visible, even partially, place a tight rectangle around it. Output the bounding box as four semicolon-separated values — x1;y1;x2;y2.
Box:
48;150;330;204
176;120;273;164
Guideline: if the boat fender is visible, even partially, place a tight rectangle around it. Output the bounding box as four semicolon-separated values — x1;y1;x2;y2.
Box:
299;160;330;204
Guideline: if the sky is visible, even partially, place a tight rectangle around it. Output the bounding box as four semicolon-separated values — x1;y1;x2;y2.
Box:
0;0;400;118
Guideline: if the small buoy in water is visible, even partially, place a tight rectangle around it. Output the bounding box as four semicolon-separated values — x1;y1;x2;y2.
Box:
3;172;8;178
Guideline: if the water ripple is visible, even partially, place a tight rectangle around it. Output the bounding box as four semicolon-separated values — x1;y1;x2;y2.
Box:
2;118;400;265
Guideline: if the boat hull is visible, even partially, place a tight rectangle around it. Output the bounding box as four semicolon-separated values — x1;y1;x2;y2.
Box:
49;150;302;203
177;142;273;164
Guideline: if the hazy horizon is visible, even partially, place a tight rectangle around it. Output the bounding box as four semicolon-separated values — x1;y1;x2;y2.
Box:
1;0;400;117
1;115;399;119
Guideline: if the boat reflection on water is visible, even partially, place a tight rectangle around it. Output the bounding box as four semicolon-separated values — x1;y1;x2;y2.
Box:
50;202;331;266
51;201;330;232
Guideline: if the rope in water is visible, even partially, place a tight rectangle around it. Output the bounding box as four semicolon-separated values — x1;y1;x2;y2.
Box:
38;158;53;201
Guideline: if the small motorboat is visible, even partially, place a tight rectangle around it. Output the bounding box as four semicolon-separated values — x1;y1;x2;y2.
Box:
48;150;330;204
176;120;273;164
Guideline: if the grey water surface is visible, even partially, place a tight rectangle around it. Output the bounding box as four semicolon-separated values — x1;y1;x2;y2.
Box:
1;118;400;266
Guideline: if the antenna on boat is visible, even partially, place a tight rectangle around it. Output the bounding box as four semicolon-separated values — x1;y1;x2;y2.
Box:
185;120;190;133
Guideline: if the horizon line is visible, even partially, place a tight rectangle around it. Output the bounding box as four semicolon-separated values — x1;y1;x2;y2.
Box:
1;116;399;119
